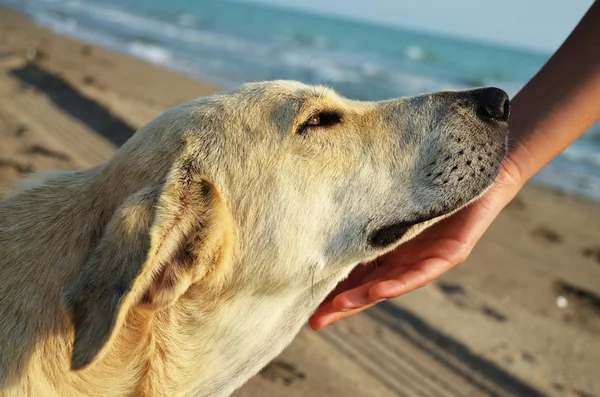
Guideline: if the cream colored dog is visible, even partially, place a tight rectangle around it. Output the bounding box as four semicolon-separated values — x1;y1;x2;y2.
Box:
0;81;509;396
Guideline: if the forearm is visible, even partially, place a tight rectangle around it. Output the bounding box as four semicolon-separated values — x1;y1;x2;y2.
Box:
508;1;600;184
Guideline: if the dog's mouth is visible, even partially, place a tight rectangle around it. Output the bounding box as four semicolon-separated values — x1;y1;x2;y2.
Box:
367;174;499;249
367;210;447;248
367;159;504;249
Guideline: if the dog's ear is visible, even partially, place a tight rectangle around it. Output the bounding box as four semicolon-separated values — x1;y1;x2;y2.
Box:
62;162;232;371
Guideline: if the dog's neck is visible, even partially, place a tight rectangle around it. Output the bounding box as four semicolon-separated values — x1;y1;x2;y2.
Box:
91;276;338;396
101;261;347;397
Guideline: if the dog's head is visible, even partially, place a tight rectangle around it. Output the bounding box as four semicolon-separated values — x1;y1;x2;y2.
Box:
164;81;508;269
64;81;508;369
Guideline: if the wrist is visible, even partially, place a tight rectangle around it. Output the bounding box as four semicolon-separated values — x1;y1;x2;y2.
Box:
504;133;534;188
484;143;528;213
504;92;545;186
495;156;525;206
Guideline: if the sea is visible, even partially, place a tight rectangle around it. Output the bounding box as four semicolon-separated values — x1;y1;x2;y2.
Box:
2;0;600;200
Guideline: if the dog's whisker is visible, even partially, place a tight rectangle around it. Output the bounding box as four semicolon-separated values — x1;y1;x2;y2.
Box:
310;264;315;302
307;59;313;87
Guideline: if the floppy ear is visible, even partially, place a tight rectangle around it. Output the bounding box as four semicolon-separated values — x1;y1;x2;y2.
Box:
62;164;231;371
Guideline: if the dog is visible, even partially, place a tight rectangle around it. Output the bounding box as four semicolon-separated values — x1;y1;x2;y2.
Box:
0;80;509;396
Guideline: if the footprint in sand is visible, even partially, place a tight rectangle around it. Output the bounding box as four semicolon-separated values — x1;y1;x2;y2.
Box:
480;306;508;323
81;74;105;90
530;226;563;244
553;280;600;314
24;144;70;161
438;282;470;309
82;75;97;86
259;360;306;386
488;343;537;367
13;124;28;137
81;45;93;56
552;279;600;334
437;282;509;323
552;383;596;397
582;246;600;264
0;158;33;174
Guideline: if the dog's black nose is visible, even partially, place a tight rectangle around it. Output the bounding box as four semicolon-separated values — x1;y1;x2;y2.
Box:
471;87;510;121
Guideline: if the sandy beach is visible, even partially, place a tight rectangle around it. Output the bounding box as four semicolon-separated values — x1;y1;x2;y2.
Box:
1;6;599;396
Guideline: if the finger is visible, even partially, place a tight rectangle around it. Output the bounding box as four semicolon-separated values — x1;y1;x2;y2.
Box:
309;301;379;330
368;258;453;300
319;261;380;305
331;285;372;310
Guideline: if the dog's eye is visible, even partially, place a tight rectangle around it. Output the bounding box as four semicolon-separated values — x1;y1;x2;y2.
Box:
298;111;342;134
307;115;321;125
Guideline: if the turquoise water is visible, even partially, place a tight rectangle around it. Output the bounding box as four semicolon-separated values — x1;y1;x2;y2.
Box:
3;0;600;199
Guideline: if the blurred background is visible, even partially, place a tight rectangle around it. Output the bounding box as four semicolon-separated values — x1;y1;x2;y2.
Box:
0;1;598;396
3;0;599;199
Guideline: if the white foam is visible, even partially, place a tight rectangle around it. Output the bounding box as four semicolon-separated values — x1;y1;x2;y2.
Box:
33;12;78;33
32;0;256;54
406;45;425;61
128;41;172;65
361;62;382;77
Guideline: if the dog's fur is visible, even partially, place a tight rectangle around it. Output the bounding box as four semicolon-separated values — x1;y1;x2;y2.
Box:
0;81;508;396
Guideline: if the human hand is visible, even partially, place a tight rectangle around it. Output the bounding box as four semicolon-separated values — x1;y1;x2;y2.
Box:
309;159;524;330
309;0;600;329
308;0;599;330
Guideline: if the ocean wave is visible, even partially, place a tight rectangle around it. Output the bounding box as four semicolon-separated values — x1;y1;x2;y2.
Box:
31;10;128;51
32;10;78;33
175;13;208;29
561;144;600;168
17;0;508;98
276;49;466;97
405;45;436;63
533;163;600;201
25;0;465;97
285;30;333;50
24;0;266;56
128;41;173;66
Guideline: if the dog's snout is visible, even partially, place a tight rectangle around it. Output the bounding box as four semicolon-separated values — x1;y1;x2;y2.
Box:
471;87;510;122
